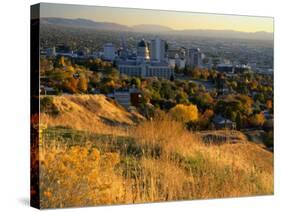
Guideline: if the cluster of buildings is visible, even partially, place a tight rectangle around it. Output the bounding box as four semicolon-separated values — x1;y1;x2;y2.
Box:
43;36;273;80
45;44;91;58
102;37;208;79
216;64;252;74
115;38;174;79
167;47;205;69
44;38;268;80
215;63;272;76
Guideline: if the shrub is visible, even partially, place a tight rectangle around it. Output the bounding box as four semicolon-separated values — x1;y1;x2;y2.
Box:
40;145;124;208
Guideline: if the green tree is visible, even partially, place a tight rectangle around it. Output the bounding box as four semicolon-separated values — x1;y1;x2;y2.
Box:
160;81;176;100
175;90;188;104
131;77;141;88
193;92;214;110
236;112;242;130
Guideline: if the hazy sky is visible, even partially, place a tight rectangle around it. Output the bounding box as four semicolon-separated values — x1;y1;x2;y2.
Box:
40;3;274;33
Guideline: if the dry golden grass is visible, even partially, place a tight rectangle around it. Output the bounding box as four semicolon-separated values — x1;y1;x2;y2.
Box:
40;94;144;136
38;95;273;208
132;115;201;158
130;116;273;200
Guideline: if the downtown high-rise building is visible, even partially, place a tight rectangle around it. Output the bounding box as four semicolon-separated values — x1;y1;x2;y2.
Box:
150;37;166;62
103;43;116;61
188;48;203;67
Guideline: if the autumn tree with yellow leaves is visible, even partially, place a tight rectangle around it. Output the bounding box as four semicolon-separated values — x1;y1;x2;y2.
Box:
169;104;198;123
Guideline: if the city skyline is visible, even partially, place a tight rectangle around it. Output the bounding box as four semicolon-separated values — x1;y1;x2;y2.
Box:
40;3;274;33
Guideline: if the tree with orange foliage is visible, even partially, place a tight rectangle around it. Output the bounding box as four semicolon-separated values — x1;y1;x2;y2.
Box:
63;78;79;94
78;74;88;93
191;67;201;79
249;113;265;127
201;69;210;80
266;99;273;110
202;109;214;120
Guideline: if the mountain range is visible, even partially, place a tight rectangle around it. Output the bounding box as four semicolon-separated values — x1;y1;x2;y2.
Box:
41;17;273;41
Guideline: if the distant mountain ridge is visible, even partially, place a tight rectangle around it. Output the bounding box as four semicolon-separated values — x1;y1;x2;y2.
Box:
40;17;130;31
177;29;273;40
41;17;273;41
131;24;173;32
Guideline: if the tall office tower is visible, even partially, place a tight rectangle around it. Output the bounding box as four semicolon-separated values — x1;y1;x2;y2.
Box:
188;48;203;67
119;35;128;60
103;43;116;61
150;37;166;62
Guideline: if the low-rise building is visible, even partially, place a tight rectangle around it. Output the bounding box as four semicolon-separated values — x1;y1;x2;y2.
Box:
113;87;142;108
114;90;131;108
212;115;236;129
217;64;234;73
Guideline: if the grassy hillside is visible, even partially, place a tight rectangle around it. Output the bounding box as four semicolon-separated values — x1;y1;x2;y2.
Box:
40;94;145;135
38;94;273;208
